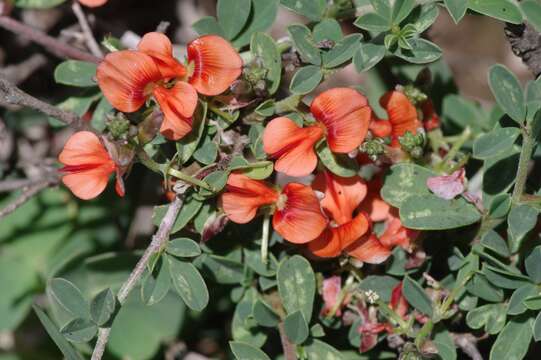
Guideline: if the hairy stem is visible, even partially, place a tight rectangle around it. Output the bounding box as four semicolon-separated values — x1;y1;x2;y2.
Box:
512;124;535;203
0;75;81;125
0;16;101;63
90;196;184;360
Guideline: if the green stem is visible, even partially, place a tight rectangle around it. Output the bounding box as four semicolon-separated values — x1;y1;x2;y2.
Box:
208;104;236;123
414;320;434;348
436;127;471;173
512;124;535;203
168;168;213;191
137;150;162;174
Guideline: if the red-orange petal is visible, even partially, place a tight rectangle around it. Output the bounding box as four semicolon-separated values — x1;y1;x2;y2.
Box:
379;209;417;249
154;81;198;141
346;234;391;264
221;173;279;224
187;35;243;96
358;176;390;222
96;50;162;113
310;88;371;153
78;0;107;7
369;118;392;138
58;131;115;200
380;91;421;147
273;183;328;244
335;212;371;249
307;229;342;258
312;171;367;225
138;32;186;79
263;117;324;177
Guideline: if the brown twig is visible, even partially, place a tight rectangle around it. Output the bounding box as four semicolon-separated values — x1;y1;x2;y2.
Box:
0;178;46;192
0;180;53;220
0;54;48;85
505;23;541;78
90;196;185;360
0;75;81;126
278;322;296;360
71;1;104;58
0;15;101;64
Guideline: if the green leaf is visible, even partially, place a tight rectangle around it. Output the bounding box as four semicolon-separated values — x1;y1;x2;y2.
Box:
90;96;113;132
49;90;100;127
141;258;171;306
480;230;510;257
218;0;251;39
394;38;442;64
472;127;520;159
177;101;207;164
410;3;439;33
251;32;282;95
49;278;90;319
167;255;209;311
400;194;481;230
280;0;326;21
381;163;434;207
54;61;97;87
525;246;541;284
442;94;488;131
90;288;115;326
14;0;66;8
392;0;416;24
323;34;362;68
534;311;541;342
488;193;512;218
199;254;244;284
359;275;400;302
467;303;507;335
489;316;533;360
193;140;218;165
353;42;386;72
508;284;539;315
288;24;321;65
289;65;323;95
304;339;344;360
433;329;457;360
277;255;316;322
284;310;309;344
253;299;280;327
60;318;97;343
33;305;84;360
313;19;343;43
310;323;325;337
166;238;201;258
468;0;523;24
521;0;541;32
483;264;530;289
402;276;433;316
524;295;541;310
233;0;279;48
507;204;538;253
488;64;526;123
466;273;503;302
244;248;276;277
232;289;267;346
316;141;359;177
152;195;203;234
444;0;467;23
230;341;271;360
192;16;225;37
354;13;392;32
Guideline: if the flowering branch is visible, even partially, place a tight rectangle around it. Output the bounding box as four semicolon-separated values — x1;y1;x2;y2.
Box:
0;15;101;64
71;1;104;58
0;75;81;126
90;195;185;360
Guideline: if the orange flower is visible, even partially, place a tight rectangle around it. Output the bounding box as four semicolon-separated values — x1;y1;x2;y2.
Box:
59;131;123;200
78;0;107;7
377;91;422;148
307;172;371;258
97;33;242;141
263;88;371;177
221;173;328;244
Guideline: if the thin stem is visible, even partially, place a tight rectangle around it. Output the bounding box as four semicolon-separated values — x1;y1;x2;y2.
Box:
0;75;81;125
91;196;184;360
0;180;52;220
0;16;101;63
0;178;43;192
168;168;213;191
436;127;471;173
208;104;236;123
512;124;535;203
260;214;270;264
71;1;104;58
278;322;296;360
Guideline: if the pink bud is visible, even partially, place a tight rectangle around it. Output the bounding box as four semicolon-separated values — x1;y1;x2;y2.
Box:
322;276;342;316
426;168;465;200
